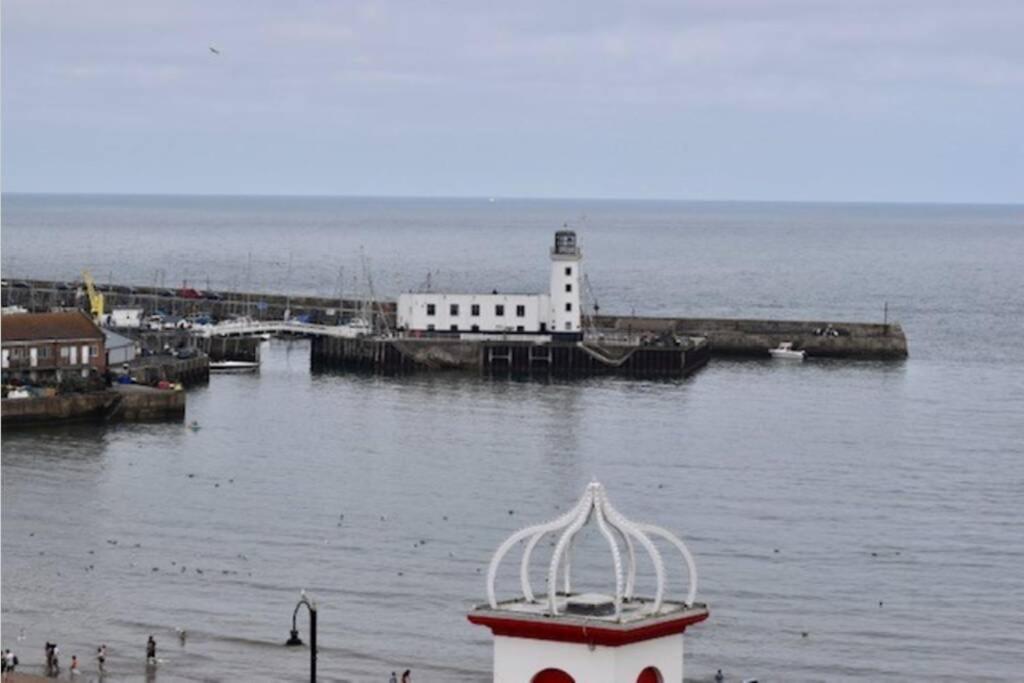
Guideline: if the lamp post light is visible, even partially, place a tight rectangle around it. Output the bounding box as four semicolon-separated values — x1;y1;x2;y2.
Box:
286;590;318;682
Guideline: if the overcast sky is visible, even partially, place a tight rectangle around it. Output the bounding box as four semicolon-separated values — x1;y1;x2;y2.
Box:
2;1;1022;202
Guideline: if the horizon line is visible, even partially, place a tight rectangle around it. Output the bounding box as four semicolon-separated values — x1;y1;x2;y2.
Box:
1;190;1021;208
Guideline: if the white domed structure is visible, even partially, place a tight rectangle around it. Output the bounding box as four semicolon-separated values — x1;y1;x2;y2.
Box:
468;482;710;683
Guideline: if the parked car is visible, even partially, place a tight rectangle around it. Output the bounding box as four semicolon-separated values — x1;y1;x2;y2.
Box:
203;290;224;301
179;288;202;299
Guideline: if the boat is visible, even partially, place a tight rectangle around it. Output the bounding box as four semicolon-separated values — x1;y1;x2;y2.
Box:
209;360;260;373
769;342;805;360
336;318;372;339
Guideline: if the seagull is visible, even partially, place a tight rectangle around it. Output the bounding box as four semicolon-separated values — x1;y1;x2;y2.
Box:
209;46;221;55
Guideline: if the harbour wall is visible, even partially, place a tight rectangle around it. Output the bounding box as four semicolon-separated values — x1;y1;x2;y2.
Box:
1;386;186;428
4;280;907;359
311;336;711;378
595;316;908;359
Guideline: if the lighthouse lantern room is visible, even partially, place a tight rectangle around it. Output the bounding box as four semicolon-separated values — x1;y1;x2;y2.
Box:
468;482;709;683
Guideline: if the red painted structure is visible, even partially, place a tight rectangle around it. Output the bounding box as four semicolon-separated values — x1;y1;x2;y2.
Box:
467;609;709;647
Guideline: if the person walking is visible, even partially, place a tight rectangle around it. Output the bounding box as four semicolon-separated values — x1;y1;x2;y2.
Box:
47;642;60;675
97;645;107;673
2;649;16;681
70;654;80;675
401;669;411;683
146;635;157;666
388;672;398;683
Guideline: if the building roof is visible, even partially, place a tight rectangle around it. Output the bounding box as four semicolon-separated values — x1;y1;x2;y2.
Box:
483;482;699;620
103;329;136;349
1;310;104;343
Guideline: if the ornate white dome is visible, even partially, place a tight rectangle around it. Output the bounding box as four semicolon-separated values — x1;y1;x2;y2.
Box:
486;482;698;620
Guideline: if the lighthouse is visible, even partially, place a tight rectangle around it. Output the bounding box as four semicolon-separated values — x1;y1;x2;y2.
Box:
549;229;583;339
468;482;709;683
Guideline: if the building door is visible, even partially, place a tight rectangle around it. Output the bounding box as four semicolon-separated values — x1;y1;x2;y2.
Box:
30;347;38;367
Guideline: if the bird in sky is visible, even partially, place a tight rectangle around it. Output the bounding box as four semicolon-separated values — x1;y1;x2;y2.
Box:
209;46;220;55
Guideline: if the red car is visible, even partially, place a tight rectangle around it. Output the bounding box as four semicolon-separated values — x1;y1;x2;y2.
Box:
179;287;202;299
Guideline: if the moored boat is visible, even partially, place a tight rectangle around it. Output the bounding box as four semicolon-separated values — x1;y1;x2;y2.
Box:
769;341;805;360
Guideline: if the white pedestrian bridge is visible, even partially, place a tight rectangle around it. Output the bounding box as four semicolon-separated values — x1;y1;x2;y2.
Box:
196;319;367;339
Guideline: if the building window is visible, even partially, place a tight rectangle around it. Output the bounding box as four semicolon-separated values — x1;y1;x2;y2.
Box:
516;305;525;317
495;304;505;316
564;266;572;276
450;303;459;316
90;345;99;357
565;283;572;292
637;667;664;683
532;669;575;683
540;322;547;332
471;324;480;332
39;346;51;359
516;325;525;332
426;303;436;316
11;347;25;359
565;302;572;312
427;324;435;331
471;304;480;317
59;347;70;359
564;322;571;330
450;324;458;331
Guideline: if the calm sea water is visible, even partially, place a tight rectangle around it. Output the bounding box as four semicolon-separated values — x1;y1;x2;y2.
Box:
2;195;1023;682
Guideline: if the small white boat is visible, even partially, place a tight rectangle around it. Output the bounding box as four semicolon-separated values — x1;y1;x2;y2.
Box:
769;342;805;360
336;318;372;339
209;360;260;373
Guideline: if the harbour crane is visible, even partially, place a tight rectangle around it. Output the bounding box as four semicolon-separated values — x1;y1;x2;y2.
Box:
81;270;105;322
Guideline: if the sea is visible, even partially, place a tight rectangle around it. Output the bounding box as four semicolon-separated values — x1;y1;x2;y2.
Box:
1;194;1023;682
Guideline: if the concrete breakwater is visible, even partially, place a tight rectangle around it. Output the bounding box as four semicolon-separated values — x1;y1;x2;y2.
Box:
311;336;711;378
594;316;908;359
4;280;906;359
1;385;185;428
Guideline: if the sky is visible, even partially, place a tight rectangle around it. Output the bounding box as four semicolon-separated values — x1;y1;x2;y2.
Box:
2;0;1022;202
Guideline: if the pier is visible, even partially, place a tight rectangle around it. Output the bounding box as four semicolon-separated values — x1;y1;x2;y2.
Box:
2;278;908;361
311;336;711;377
1;385;185;428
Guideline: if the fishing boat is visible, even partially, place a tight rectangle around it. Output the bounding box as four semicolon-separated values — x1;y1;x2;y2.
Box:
209;360;260;373
769;342;805;360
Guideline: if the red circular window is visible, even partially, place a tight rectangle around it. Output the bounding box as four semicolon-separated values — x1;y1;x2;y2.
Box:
637;666;664;683
532;668;575;683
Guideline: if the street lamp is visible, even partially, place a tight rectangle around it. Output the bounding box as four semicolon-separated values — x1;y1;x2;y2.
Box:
286;590;318;682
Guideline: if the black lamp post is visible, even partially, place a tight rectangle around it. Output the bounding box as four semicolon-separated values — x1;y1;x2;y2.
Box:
286;590;317;682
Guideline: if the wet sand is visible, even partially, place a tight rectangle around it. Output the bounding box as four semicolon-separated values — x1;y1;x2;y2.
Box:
4;673;51;683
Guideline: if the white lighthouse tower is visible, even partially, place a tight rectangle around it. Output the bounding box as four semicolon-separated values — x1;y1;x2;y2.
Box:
549;228;583;339
468;482;709;683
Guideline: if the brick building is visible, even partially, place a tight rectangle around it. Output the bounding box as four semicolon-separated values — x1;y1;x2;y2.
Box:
2;310;107;383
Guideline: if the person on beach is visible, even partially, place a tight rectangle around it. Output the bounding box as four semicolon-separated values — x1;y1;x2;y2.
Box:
401;669;411;683
389;672;397;683
97;645;107;673
70;654;80;675
146;636;157;666
46;642;60;674
2;649;16;679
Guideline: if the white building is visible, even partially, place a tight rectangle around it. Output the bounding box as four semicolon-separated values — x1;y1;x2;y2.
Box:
397;230;584;340
469;482;709;683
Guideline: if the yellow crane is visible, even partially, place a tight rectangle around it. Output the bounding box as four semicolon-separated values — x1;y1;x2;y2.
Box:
82;270;105;321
